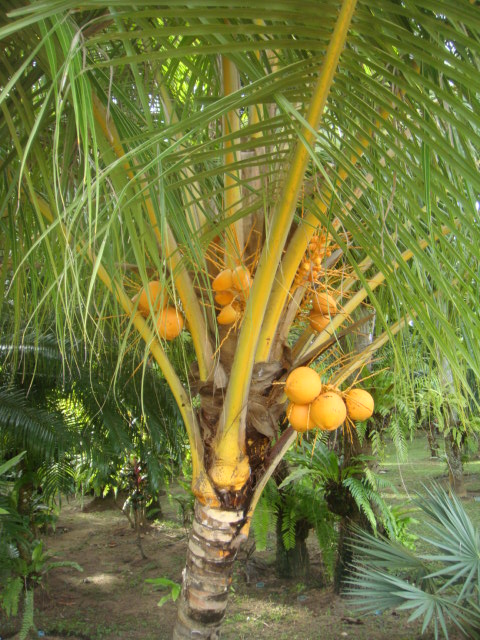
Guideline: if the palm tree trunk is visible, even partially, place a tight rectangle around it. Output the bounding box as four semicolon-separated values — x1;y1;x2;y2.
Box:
173;500;246;639
275;513;310;580
445;432;467;498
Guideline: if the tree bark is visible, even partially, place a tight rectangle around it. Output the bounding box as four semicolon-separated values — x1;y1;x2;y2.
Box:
173;500;246;639
426;422;440;458
275;513;310;580
332;428;372;594
445;432;467;498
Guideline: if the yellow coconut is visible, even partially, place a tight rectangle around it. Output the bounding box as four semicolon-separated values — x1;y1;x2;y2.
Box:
217;304;239;325
212;268;234;292
136;281;167;316
215;290;235;306
312;291;337;315
286;402;316;433
285;367;322;405
345;388;374;421
209;456;250;491
156;306;184;340
309;313;331;333
311;391;346;431
231;265;251;292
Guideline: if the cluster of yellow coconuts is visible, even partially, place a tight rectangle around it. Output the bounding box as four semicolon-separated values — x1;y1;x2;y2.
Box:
212;265;252;325
285;366;374;432
295;232;333;286
133;281;184;340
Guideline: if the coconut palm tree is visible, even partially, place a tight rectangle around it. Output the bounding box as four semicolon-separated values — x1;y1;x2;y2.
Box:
1;1;480;637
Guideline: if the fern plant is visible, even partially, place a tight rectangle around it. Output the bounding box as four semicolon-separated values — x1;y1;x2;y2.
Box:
250;439;405;583
284;441;400;538
251;472;337;581
346;484;480;640
0;331;187;499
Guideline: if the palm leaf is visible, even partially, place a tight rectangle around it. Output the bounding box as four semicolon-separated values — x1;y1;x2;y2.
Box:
346;484;480;640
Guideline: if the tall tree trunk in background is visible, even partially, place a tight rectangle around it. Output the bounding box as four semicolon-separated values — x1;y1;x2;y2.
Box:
437;349;467;497
426;421;440;458
273;460;312;580
352;309;376;365
173;501;246;639
331;308;378;593
352;309;378;465
332;428;371;594
445;432;467;498
275;513;311;580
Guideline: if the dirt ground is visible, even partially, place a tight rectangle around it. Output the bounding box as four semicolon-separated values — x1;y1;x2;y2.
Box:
0;492;467;640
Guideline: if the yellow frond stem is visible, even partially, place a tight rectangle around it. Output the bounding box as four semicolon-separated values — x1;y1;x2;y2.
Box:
34;196;209;489
255;209;319;362
254;64;396;365
215;0;358;458
91;93;215;381
255;146;378;364
222;56;244;262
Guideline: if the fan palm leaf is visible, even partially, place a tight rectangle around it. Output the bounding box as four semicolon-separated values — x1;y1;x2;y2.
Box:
346;484;480;639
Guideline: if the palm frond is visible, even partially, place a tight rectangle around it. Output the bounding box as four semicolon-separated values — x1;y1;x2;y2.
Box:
0;386;69;459
1;1;479;384
346;484;480;640
347;566;477;639
415;485;480;601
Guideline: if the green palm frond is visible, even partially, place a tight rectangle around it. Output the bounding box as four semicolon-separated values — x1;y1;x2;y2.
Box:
1;1;479;387
287;439;341;482
18;588;34;640
342;476;378;532
348;526;428;576
415;485;480;601
250;486;277;552
0;385;70;459
37;460;75;502
346;484;480;640
348;566;477;639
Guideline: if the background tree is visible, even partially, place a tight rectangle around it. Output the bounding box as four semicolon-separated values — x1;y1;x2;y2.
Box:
1;1;480;638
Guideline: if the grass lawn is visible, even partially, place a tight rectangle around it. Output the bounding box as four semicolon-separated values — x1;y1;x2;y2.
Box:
380;433;480;528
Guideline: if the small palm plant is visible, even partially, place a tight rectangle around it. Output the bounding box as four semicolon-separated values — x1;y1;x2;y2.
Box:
346;484;480;640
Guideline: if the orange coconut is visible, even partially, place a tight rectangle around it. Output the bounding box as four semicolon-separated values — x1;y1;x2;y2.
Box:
286;402;316;433
312;292;337;315
231;265;251;292
215;290;235;306
311;391;346;431
309;313;331;333
285;367;322;405
156;306;184;340
345;388;374;421
212;268;234;292
136;281;167;316
217;304;239;325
